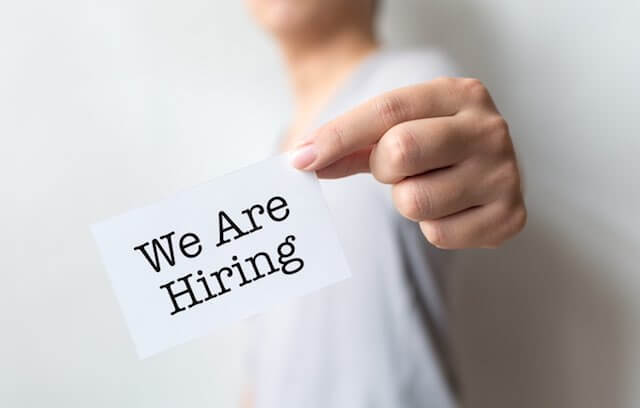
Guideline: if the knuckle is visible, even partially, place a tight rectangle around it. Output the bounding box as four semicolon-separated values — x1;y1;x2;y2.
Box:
393;181;431;221
462;78;489;101
388;125;419;171
495;160;521;192
393;184;420;220
511;202;528;234
490;199;527;248
489;115;510;137
375;94;409;128
421;221;447;249
484;115;512;154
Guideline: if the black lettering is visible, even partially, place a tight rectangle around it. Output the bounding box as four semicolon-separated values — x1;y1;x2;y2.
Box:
245;251;279;282
179;232;202;258
133;231;176;272
266;196;290;222
196;270;216;301
216;211;248;247
210;267;234;295
230;255;252;287
240;204;265;234
159;273;203;315
278;235;304;274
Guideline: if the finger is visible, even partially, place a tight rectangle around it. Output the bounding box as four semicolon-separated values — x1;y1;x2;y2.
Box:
291;77;467;172
419;198;527;249
370;114;476;184
316;147;373;179
392;159;496;221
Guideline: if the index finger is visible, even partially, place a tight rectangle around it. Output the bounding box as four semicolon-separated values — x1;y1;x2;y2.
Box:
291;77;464;171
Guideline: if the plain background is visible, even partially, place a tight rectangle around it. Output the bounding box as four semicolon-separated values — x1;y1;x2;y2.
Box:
1;1;638;407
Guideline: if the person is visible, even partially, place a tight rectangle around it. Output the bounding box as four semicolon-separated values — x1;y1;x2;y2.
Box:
242;0;526;407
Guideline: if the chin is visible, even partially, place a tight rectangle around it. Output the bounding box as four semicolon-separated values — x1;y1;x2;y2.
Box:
246;0;333;37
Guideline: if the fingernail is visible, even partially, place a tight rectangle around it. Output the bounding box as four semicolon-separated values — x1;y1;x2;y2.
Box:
290;144;317;170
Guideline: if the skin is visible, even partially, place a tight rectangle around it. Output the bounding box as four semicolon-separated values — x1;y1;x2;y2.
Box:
247;0;379;144
291;79;527;249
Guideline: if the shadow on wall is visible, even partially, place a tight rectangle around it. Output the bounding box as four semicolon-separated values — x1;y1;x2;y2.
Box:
379;1;636;408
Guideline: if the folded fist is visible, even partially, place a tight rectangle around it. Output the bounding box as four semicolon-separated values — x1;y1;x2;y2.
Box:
291;77;526;249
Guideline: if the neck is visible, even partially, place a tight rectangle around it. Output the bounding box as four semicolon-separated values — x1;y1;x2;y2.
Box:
279;27;379;142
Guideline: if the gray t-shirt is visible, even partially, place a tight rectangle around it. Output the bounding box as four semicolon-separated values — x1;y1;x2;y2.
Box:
248;49;461;408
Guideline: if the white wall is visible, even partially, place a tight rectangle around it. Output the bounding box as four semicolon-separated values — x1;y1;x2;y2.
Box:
378;2;640;407
1;1;637;407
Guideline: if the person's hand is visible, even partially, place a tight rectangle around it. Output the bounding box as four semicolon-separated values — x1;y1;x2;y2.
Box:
290;77;526;249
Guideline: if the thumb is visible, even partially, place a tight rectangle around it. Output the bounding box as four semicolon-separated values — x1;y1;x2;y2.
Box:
313;146;373;179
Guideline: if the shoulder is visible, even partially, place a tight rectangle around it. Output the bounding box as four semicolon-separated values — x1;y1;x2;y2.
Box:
365;48;464;93
315;47;463;123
